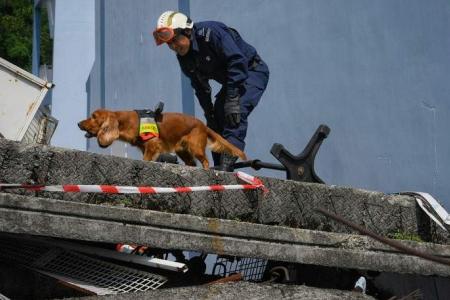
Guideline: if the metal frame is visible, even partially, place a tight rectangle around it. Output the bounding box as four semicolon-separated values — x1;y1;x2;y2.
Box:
0;233;167;295
234;124;330;183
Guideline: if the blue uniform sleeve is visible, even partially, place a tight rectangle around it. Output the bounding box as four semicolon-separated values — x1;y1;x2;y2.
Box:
210;26;249;98
182;69;214;114
191;75;214;114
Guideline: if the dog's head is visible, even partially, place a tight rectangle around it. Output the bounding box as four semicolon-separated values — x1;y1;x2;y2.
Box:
78;109;120;148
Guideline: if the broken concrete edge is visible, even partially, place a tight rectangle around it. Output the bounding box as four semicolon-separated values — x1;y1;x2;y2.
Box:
1;193;450;277
0;192;448;257
0;138;448;243
66;281;375;300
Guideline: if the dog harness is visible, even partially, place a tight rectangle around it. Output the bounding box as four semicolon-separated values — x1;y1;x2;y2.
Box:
135;109;160;141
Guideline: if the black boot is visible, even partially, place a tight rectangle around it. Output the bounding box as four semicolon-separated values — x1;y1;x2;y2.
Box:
219;153;238;172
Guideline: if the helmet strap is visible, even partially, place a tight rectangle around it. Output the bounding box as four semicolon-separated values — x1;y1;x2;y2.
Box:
174;28;191;38
182;28;192;37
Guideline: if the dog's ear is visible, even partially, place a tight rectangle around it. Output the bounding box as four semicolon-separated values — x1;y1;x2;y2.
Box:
97;114;119;147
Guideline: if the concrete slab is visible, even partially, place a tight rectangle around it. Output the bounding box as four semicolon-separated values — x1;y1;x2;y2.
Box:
67;281;375;300
1;193;449;276
0;139;448;244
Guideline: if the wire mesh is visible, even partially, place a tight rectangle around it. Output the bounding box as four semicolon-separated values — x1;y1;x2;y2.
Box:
0;235;167;294
211;256;268;281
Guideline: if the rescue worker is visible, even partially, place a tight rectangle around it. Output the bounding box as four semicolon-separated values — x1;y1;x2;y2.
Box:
153;11;269;171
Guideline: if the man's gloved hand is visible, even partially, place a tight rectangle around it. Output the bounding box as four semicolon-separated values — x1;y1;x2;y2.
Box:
205;113;219;132
224;95;240;128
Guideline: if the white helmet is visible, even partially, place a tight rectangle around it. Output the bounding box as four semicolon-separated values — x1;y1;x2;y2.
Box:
156;11;193;30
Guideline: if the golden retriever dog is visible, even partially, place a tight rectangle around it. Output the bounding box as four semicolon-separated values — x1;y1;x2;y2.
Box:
78;109;246;169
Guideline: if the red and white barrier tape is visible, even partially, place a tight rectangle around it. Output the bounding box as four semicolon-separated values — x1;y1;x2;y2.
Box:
0;171;267;194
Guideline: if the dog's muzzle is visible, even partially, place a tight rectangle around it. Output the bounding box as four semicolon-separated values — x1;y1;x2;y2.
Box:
78;121;96;138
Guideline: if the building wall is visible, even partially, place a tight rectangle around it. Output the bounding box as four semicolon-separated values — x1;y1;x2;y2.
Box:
51;0;95;151
52;0;450;208
189;0;450;208
85;0;185;158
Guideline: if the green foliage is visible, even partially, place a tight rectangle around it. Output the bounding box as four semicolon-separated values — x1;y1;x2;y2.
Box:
388;230;423;242
120;198;133;207
0;0;52;71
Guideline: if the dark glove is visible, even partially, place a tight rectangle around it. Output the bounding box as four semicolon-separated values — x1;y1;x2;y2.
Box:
205;113;219;132
224;95;240;128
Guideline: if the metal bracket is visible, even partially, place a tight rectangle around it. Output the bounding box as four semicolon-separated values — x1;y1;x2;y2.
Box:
233;124;330;184
156;153;178;164
271;124;330;183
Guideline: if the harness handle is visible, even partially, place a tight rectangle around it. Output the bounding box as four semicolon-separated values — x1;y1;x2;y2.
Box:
154;101;164;116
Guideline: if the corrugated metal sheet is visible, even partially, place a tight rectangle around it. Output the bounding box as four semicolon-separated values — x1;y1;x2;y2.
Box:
22;105;58;145
0;57;55;143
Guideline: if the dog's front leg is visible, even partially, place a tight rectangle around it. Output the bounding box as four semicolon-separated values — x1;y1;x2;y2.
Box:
143;140;162;161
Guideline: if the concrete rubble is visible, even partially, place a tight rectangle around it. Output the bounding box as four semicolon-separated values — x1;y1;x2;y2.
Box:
1;138;449;299
1;192;449;276
0;139;448;243
69;282;376;300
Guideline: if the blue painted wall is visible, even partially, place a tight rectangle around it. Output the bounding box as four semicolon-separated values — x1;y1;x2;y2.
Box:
188;0;450;208
51;0;95;151
86;0;184;158
53;0;450;208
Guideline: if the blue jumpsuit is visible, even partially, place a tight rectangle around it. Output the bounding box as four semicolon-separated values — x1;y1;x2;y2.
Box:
177;21;269;165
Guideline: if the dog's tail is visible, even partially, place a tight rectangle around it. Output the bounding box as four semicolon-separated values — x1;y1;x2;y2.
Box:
206;128;247;161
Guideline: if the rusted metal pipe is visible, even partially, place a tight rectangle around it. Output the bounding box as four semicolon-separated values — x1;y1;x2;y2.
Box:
315;207;450;267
